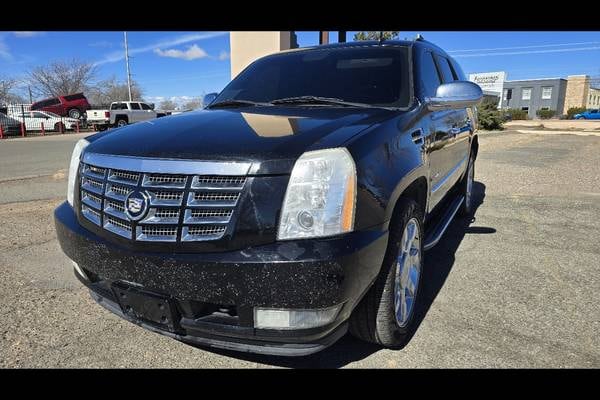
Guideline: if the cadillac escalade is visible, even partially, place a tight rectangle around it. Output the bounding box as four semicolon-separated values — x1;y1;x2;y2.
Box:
54;38;482;356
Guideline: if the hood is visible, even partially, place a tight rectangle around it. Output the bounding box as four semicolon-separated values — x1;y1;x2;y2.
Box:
85;106;395;174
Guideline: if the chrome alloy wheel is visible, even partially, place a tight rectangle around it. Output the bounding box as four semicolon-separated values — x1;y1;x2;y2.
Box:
394;218;421;328
465;158;474;211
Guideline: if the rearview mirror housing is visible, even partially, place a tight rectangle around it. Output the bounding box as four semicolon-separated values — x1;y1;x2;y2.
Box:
203;93;218;108
425;81;483;111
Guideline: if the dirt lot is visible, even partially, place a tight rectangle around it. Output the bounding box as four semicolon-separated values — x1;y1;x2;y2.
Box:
0;130;598;368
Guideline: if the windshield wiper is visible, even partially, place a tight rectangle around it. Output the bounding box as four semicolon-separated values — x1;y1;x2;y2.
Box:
270;96;382;108
207;99;273;109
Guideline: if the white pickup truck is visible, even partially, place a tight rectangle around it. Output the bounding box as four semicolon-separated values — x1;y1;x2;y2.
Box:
86;101;162;130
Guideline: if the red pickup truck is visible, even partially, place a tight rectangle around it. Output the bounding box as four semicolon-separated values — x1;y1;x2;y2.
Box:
30;93;91;119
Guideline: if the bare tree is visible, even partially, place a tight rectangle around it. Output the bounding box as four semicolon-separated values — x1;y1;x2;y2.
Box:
182;98;203;110
159;99;177;111
27;59;97;98
353;31;400;41
0;76;25;105
86;76;144;107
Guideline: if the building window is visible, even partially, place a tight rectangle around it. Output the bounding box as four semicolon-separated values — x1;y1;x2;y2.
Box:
522;88;532;100
541;87;552;100
541;107;549;111
521;107;529;111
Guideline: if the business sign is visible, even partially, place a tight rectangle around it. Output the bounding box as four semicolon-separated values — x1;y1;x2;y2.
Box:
468;71;506;95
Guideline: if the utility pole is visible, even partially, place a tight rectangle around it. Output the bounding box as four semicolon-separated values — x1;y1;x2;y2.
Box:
124;31;133;101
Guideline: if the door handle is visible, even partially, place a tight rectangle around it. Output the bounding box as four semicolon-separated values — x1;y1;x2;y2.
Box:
411;129;424;144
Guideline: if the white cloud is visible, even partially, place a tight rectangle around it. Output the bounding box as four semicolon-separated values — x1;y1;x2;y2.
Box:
218;50;230;61
13;31;44;38
95;31;227;66
154;44;208;61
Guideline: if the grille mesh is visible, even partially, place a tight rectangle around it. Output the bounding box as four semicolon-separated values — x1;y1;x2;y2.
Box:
194;192;239;202
110;169;139;182
187;226;227;236
79;161;246;242
106;216;132;232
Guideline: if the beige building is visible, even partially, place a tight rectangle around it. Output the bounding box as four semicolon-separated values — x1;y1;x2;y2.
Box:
229;32;297;79
564;75;592;113
587;87;600;109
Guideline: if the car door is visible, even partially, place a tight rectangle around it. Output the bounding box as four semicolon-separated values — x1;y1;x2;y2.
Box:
46;98;63;116
414;49;449;210
140;102;155;120
430;53;470;204
129;102;144;122
590;110;600;119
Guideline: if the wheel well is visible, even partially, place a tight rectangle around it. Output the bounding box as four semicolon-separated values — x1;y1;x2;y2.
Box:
115;115;128;122
394;177;427;219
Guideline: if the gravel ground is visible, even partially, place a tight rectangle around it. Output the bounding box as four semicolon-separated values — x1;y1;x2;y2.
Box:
0;130;598;368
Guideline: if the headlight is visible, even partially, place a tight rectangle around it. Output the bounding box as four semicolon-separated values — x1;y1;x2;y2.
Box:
277;147;356;240
67;139;89;206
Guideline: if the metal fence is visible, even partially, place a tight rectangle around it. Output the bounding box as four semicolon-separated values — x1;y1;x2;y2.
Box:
0;103;85;138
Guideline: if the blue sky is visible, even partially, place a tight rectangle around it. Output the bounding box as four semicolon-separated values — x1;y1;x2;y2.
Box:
2;31;600;104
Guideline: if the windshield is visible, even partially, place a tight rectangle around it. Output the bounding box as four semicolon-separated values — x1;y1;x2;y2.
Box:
214;46;411;108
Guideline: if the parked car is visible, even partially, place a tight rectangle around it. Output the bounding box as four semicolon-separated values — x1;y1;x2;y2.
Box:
86;109;111;131
10;110;79;132
573;109;600;119
30;93;91;119
109;101;158;127
0;112;21;135
54;38;482;356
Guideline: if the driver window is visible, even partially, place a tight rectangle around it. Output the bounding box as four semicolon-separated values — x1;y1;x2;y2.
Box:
419;51;442;98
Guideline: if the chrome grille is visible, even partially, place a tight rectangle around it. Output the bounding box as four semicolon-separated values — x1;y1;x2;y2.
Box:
78;154;249;243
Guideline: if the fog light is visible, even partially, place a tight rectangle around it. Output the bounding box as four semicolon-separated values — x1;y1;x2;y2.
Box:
254;305;342;330
72;261;89;281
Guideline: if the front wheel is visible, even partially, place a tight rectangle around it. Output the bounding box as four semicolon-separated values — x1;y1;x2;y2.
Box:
349;198;424;348
54;122;65;132
458;155;475;216
68;108;81;119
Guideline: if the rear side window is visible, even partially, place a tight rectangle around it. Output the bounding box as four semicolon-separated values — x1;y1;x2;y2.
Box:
33;98;60;108
63;94;86;101
449;58;466;81
434;54;458;83
140;103;152;110
418;51;442;98
111;103;127;110
130;103;141;110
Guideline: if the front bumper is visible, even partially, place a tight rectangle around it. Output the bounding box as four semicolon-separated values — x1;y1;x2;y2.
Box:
55;201;388;356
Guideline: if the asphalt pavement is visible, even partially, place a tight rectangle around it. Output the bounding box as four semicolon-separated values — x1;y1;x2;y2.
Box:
0;130;598;368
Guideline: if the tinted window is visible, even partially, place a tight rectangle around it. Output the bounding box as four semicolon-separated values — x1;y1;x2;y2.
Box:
130;103;141;110
449;58;466;81
111;103;127;110
216;46;411;108
434;54;458;83
418;51;442;98
63;94;86;101
140;103;152;110
48;98;61;106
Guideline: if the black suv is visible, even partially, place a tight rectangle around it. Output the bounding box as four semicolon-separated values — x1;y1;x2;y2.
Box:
54;38;482;356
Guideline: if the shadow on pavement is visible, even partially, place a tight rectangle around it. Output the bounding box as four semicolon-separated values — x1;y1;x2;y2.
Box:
190;182;493;368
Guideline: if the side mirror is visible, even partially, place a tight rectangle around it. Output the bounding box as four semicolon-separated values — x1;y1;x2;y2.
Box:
425;81;483;111
203;93;218;108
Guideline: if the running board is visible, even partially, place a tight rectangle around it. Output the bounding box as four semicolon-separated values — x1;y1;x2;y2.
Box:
423;195;464;251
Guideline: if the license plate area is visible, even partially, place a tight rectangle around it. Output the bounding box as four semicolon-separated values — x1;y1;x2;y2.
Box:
113;283;179;332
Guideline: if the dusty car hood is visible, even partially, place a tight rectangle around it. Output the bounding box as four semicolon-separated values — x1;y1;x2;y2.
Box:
85;106;395;175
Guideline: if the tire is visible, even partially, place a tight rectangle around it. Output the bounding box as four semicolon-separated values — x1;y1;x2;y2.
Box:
349;198;425;348
458;153;475;217
68;108;81;119
54;122;64;132
116;119;128;127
